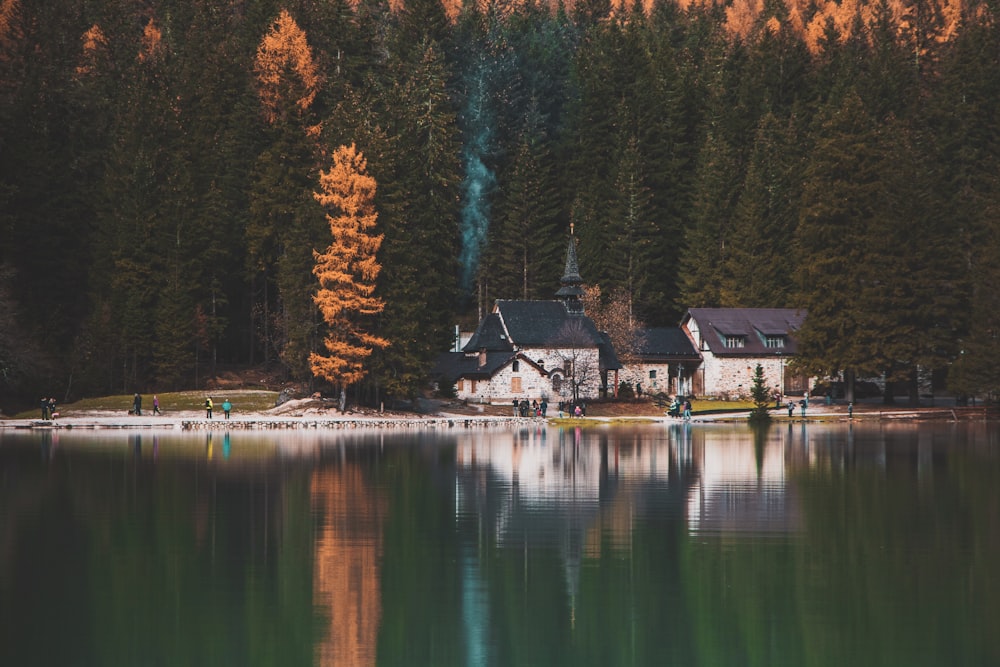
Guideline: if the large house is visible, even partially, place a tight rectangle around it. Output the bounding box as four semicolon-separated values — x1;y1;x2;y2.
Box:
433;234;621;404
679;308;809;399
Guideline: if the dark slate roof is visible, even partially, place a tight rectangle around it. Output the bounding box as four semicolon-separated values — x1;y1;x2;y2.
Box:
462;312;514;352
683;308;806;356
431;351;547;381
637;327;700;359
598;332;622;371
494;300;605;348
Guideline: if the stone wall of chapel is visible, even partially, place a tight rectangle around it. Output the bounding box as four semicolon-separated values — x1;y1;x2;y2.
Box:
455;347;602;404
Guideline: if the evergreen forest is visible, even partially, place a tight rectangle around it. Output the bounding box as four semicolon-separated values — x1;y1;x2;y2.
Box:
2;0;999;410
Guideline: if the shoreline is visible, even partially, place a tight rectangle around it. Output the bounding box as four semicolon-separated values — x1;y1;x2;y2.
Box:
3;404;988;431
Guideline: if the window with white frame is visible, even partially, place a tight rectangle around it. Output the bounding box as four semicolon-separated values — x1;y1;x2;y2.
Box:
725;335;746;349
765;335;786;348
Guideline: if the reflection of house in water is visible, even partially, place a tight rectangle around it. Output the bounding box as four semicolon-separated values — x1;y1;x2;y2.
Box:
311;466;387;667
454;427;698;621
686;428;801;535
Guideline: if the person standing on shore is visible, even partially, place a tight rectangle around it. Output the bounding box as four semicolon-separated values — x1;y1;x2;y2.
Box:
205;397;213;419
133;393;142;416
152;395;161;415
222;398;232;420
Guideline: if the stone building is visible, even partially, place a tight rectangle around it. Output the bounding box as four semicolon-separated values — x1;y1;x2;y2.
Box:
680;307;809;399
622;327;702;398
432;232;620;405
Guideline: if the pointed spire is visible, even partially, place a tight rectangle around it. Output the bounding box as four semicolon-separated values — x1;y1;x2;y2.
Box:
556;225;585;313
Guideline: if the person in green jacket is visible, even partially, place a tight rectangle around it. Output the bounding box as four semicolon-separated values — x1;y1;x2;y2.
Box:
222;398;232;420
205;397;213;419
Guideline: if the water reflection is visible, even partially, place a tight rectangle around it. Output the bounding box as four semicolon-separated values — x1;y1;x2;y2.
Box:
1;422;998;667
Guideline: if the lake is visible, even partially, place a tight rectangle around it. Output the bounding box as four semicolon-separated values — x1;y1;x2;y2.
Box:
1;421;998;667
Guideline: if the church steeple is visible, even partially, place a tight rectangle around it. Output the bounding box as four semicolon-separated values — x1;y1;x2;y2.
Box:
555;224;585;313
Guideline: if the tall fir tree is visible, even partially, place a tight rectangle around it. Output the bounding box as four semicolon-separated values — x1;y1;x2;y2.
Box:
719;112;803;307
249;9;326;379
793;92;885;395
486;98;562;302
372;40;461;399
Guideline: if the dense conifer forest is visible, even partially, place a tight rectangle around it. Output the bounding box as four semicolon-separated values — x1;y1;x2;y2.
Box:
1;0;998;410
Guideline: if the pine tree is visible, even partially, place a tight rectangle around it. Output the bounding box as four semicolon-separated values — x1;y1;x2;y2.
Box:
932;13;1000;399
249;8;326;379
793;92;884;396
678;130;741;308
310;144;389;408
607;133;659;319
719;112;802;307
487;99;562;301
372;40;461;399
749;363;772;423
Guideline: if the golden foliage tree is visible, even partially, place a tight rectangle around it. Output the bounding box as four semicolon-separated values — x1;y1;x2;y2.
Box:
583;284;645;366
76;24;108;77
138;18;164;63
310;144;389;400
0;0;21;57
253;9;320;124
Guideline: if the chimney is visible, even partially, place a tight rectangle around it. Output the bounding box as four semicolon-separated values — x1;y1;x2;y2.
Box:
478;349;487;367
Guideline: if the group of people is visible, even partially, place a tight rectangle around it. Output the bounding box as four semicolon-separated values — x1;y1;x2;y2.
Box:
559;401;586;417
130;393;162;416
39;397;58;420
666;396;692;420
788;396;808;417
204;397;233;419
513;398;547;418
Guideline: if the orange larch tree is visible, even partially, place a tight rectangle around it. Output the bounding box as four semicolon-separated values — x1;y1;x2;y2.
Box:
310;144;389;408
253;8;320;125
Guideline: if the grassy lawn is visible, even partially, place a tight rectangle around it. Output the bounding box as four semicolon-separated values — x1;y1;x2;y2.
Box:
14;389;280;419
12;392;760;420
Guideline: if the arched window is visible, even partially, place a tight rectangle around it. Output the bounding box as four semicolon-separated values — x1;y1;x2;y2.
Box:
512;360;520;372
551;373;563;394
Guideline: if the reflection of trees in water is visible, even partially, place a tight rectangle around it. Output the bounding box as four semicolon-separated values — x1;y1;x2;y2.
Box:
311;465;387;667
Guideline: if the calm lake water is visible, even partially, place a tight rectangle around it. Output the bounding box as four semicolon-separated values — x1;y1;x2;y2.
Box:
1;421;998;667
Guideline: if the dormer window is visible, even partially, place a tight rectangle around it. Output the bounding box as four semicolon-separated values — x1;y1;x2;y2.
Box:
765;335;785;348
725;335;746;349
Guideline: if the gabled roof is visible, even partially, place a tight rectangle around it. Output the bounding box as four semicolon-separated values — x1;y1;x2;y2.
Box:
460;300;621;371
637;327;700;360
598;332;622;371
683;308;805;356
464;300;605;350
431;351;548;381
463;313;514;352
